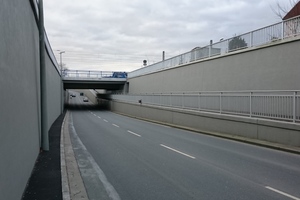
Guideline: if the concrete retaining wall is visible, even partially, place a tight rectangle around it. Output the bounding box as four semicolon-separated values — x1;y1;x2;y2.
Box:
45;53;62;127
0;1;62;199
128;38;300;93
110;101;300;148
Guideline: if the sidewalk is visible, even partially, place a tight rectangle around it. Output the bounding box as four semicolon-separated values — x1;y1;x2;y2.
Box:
22;111;89;200
22;112;66;200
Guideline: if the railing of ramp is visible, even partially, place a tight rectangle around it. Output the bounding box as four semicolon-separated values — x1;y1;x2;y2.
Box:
111;91;300;123
62;70;127;80
128;15;300;78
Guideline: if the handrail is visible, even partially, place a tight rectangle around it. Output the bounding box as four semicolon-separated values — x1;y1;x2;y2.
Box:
111;91;300;123
62;70;127;80
128;15;300;78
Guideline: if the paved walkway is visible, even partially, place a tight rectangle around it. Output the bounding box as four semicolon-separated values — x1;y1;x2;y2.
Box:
22;111;88;200
22;112;65;200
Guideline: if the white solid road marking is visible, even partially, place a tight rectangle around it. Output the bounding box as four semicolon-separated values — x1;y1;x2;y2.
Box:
127;130;141;137
265;186;300;200
103;119;108;123
160;144;195;159
112;124;119;128
133;118;171;129
70;121;121;200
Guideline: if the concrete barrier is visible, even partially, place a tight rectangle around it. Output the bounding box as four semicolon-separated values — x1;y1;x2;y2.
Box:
110;101;300;148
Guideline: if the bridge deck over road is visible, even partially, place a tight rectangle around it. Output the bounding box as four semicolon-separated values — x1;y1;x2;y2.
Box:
62;70;127;90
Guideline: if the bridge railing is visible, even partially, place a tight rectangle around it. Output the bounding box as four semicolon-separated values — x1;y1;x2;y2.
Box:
128;15;300;78
62;70;127;80
111;91;300;123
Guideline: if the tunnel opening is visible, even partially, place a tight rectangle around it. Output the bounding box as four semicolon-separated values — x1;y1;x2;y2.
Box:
64;89;113;111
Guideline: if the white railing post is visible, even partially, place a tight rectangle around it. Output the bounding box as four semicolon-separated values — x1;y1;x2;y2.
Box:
281;21;284;39
198;92;201;111
160;93;162;106
209;40;212;57
182;93;184;108
293;92;296;123
250;92;252;117
250;31;253;47
220;92;222;114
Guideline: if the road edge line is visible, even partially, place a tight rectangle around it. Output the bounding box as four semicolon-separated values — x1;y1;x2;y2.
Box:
265;186;300;200
61;111;89;199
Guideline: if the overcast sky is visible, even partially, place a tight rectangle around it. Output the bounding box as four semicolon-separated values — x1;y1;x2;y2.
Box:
44;0;293;72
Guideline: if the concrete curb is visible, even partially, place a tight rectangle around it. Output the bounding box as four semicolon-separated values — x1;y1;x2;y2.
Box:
60;112;71;200
61;111;89;200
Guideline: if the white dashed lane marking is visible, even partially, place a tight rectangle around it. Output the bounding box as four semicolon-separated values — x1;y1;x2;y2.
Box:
127;130;141;137
160;144;195;159
112;124;119;128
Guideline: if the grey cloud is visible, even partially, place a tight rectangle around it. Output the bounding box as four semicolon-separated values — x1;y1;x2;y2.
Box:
44;0;290;70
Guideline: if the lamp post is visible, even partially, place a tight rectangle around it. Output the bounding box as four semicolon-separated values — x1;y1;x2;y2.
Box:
39;0;49;151
57;50;65;114
58;50;65;74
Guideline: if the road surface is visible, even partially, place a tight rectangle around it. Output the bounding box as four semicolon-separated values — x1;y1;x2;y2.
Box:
67;91;300;200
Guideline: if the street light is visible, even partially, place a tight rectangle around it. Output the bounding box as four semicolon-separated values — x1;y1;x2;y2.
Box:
57;50;65;76
57;50;65;114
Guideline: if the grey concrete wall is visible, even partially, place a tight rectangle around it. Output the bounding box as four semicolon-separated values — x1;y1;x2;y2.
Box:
128;38;300;93
45;53;62;129
110;101;300;147
0;1;62;199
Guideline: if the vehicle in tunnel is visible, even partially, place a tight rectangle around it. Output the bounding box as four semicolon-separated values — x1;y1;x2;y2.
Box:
83;97;89;102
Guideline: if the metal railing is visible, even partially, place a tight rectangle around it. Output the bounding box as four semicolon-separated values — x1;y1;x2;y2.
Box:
128;15;300;78
111;91;300;123
62;70;126;80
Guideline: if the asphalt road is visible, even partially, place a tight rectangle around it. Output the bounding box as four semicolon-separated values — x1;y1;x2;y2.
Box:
67;92;300;200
